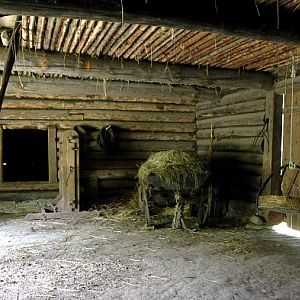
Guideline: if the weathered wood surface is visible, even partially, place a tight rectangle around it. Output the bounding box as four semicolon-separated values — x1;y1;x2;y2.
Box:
0;16;21;110
196;88;265;206
48;125;58;184
258;195;300;213
281;91;300;229
0;73;197;204
0;120;195;132
6;75;198;104
0;126;3;184
0;182;58;191
0;0;299;45
275;76;300;94
196;99;265;119
0;48;273;89
2;98;195;112
262;92;282;195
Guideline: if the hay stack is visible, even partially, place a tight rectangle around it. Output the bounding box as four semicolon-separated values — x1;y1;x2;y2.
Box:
137;150;206;191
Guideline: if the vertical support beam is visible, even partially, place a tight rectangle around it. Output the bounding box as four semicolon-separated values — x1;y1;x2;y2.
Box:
48;125;58;183
262;91;283;195
0;16;21;110
0;125;3;183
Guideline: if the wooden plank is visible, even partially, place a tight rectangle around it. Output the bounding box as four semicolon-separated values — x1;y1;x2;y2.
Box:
81;110;195;123
0;0;299;46
89;130;195;141
282;91;300;197
0;16;21;110
262;92;282;195
82;169;137;180
196;90;267;111
275;76;300;95
0;182;58;191
258;195;300;213
87;140;195;152
81;159;143;170
197;150;263;165
0;48;272;89
48;125;58;183
0;125;3;184
86;151;152;160
1;98;195;113
0;120;196;133
196;99;266;119
220;89;268;105
0;109;194;123
197;138;262;153
196;125;264;139
196;111;264;129
6;75;199;105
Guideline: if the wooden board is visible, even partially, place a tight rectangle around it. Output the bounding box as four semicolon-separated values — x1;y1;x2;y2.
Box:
0;48;273;89
0;0;299;46
258;195;300;213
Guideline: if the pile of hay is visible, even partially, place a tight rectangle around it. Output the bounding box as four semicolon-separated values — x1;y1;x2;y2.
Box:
137;150;206;191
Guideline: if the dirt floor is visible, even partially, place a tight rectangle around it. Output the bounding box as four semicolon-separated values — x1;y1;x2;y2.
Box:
0;210;300;300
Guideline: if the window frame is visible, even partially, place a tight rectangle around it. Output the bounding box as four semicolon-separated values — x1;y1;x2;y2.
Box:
0;125;58;191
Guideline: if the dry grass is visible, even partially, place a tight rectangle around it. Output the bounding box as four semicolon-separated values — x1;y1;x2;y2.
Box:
137;150;206;191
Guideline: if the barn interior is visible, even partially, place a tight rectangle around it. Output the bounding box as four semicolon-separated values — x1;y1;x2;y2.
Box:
0;0;300;298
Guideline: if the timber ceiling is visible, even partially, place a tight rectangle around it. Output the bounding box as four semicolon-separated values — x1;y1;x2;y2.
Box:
18;15;300;74
257;0;300;10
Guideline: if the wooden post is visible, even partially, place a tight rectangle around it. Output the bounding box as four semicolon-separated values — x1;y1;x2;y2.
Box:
262;91;283;195
48;125;58;183
0;125;3;183
0;16;21;110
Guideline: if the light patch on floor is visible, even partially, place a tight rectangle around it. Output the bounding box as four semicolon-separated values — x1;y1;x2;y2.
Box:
273;221;300;238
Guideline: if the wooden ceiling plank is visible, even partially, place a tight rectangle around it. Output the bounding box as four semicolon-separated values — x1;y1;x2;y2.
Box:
0;0;300;45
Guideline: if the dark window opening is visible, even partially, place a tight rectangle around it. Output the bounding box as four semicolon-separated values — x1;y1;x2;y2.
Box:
3;129;49;182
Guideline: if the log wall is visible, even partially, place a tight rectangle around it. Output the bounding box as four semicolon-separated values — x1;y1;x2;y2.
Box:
1;75;197;209
196;88;267;217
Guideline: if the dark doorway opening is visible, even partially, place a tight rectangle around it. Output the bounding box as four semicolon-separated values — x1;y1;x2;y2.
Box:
3;129;49;182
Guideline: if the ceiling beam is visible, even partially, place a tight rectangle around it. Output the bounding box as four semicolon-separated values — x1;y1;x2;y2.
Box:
0;0;300;45
0;48;273;90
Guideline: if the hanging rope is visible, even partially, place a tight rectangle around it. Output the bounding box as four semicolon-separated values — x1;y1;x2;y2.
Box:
289;56;296;169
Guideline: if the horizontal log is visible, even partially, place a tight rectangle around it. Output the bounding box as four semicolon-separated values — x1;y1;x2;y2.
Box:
196;125;263;139
258;195;300;213
89;130;195;142
2;98;195;113
214;173;262;191
87;140;195;152
0;195;57;213
0;109;194;123
220;89;268;105
81;110;195;123
196;90;267;111
81;159;142;170
0;0;299;46
196;111;264;129
212;162;263;176
98;179;135;190
6;75;198;105
197;150;263;165
0;182;58;192
82;169;137;179
86;151;153;160
0;48;273;89
274;76;300;94
196;99;265;119
0;120;195;132
197;138;262;153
